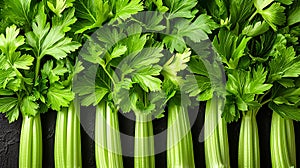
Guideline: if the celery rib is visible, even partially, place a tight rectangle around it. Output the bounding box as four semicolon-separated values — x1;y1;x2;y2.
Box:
167;101;195;168
19;115;42;168
238;111;260;168
134;113;155;168
204;98;230;168
32;115;42;168
95;101;123;168
54;101;82;168
270;112;296;168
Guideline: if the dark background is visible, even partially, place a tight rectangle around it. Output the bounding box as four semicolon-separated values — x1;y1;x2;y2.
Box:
1;103;300;168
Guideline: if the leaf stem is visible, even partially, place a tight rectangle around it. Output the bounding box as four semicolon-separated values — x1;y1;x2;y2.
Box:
261;99;272;106
35;57;42;84
103;67;116;86
258;89;271;103
166;18;170;35
249;11;258;22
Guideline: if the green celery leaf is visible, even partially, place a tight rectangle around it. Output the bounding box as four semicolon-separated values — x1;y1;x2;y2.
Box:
144;0;169;12
73;0;111;34
0;25;25;59
132;11;166;31
162;48;191;86
229;0;255;27
74;66;110;106
0;69;17;89
277;78;296;88
0;89;14;96
226;66;272;111
0;97;18;113
213;29;251;69
26;5;80;59
254;0;286;30
20;95;39;116
164;14;217;52
0;97;19;123
112;0;144;23
288;3;300;26
269;102;300;121
109;45;127;61
47;0;75;16
2;0;36;28
272;86;300;105
269;46;300;82
118;46;163;92
41;60;68;84
47;83;74;111
242;21;270;37
165;0;198;19
277;0;294;5
6;78;22;92
222;95;240;122
206;0;228;21
112;78;133;113
13;54;34;70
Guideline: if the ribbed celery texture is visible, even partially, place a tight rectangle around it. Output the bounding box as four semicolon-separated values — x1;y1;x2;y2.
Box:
167;101;195;168
54;101;82;168
134;113;155;168
95;101;123;168
270;112;296;168
238;111;260;168
204;97;230;168
19;114;42;168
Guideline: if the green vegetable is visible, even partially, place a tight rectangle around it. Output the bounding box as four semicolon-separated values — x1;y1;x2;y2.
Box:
167;100;194;168
162;49;195;168
54;101;82;168
204;97;230;168
238;110;260;168
19;114;42;168
95;101;123;168
0;1;80;167
206;0;300;166
270;112;296;167
185;53;230;167
134;113;155;168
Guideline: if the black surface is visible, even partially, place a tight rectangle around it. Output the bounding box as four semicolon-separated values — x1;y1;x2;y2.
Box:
1;106;300;168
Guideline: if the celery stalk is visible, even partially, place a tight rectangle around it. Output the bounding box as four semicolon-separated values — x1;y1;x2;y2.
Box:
270;112;296;167
32;115;42;168
134;113;155;168
19;115;42;168
204;97;230;168
55;108;68;168
238;111;260;168
95;101;123;168
54;101;82;168
167;100;195;168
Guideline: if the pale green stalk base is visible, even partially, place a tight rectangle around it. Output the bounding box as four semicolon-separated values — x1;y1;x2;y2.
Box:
134;113;155;168
95;101;123;168
19;114;42;168
270;112;296;168
204;98;230;168
238;111;260;168
167;101;195;168
54;101;82;168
